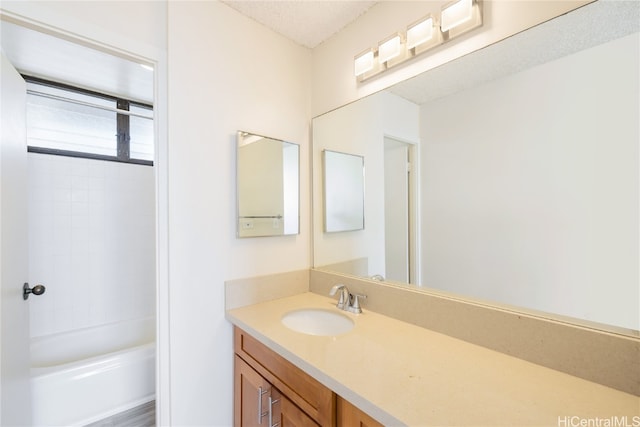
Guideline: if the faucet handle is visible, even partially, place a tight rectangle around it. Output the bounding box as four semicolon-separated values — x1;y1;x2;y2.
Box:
350;294;367;314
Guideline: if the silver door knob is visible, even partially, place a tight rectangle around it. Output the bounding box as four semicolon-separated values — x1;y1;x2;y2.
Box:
23;282;45;300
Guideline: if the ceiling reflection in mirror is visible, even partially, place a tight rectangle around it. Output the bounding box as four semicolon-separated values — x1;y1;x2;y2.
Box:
312;1;640;335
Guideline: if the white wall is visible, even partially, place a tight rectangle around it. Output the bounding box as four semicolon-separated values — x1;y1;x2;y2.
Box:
28;154;155;337
419;33;639;330
313;91;418;277
311;0;590;116
167;2;311;425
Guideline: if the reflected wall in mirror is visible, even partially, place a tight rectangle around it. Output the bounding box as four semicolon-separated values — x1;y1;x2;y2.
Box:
237;131;299;238
314;91;420;283
323;150;365;233
312;1;640;334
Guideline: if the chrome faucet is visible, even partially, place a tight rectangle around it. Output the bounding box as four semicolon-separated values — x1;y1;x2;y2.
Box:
329;284;350;310
329;284;367;314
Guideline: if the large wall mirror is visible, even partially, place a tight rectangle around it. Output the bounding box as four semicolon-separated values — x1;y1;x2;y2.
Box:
312;1;639;335
237;131;299;238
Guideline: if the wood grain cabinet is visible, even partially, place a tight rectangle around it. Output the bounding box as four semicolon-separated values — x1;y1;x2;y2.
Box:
235;355;317;426
234;327;336;426
337;397;384;427
233;326;384;427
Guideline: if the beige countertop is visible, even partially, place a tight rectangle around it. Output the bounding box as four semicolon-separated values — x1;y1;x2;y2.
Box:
226;292;640;426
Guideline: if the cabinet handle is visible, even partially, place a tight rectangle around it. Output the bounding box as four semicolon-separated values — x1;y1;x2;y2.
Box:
268;396;280;427
257;386;269;424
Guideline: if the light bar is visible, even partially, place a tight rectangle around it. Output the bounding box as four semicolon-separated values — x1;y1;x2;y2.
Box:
353;0;482;82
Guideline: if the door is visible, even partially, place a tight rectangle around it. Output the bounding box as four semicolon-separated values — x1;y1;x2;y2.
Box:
235;355;317;427
235;355;271;426
0;53;31;425
271;389;317;427
384;138;411;283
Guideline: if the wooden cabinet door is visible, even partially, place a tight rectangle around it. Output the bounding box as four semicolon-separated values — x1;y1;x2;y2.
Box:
337;397;384;427
234;327;336;426
236;354;319;427
270;388;319;427
235;355;271;427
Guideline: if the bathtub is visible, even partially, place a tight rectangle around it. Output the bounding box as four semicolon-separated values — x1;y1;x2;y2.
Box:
31;317;156;427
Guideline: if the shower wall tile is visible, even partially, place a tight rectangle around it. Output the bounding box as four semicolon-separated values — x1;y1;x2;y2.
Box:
28;153;156;338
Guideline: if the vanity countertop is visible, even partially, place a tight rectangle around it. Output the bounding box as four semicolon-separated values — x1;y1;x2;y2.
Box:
226;292;640;426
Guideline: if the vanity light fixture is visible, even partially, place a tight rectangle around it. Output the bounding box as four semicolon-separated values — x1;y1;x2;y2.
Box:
354;49;375;77
378;33;403;65
354;0;482;82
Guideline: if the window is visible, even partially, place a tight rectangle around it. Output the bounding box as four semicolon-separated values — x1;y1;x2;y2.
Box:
25;76;154;165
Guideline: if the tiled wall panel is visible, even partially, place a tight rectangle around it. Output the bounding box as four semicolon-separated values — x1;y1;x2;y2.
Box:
28;153;155;337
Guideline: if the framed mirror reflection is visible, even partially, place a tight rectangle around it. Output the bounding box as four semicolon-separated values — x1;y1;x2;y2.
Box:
236;131;299;238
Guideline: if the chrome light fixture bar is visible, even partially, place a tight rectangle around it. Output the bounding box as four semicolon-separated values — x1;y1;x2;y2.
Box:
355;0;482;82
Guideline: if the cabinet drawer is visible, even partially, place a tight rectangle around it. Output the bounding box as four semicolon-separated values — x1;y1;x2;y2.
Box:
234;327;336;427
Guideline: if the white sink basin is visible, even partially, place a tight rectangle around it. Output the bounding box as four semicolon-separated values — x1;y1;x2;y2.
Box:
281;308;354;336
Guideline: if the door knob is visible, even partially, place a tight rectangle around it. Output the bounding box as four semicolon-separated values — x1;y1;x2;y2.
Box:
23;282;45;300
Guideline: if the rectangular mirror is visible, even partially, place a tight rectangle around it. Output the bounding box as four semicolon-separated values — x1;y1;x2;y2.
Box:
323;149;365;233
237;131;299;238
312;1;640;335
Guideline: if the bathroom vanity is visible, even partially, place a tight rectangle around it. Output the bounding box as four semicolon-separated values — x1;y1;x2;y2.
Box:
227;292;639;426
234;327;381;426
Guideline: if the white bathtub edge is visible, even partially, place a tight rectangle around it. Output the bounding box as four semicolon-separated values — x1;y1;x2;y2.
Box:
31;343;156;426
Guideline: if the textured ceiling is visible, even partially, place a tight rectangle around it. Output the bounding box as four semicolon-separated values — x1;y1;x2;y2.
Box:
389;0;640;105
222;1;377;48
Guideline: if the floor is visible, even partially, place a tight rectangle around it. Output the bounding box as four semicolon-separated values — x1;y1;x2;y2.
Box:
84;401;155;427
